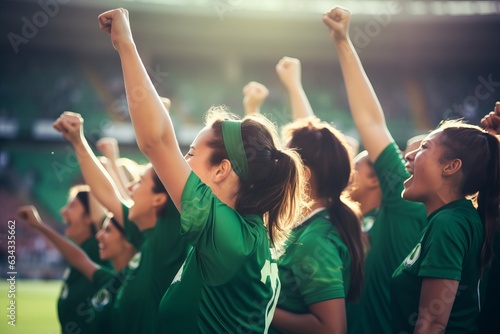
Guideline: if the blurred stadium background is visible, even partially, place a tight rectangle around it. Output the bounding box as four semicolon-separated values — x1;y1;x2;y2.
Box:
0;0;500;331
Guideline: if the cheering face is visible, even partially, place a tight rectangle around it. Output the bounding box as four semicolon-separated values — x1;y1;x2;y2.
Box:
61;196;91;243
403;131;446;204
127;167;157;222
185;127;217;189
96;217;126;261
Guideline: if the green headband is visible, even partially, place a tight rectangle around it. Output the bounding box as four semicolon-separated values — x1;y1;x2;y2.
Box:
221;120;248;180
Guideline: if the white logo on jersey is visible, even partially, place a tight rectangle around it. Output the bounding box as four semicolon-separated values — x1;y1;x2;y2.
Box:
404;243;421;268
91;288;111;310
60;283;69;299
60;268;71;299
171;259;187;285
260;259;281;334
128;252;142;270
62;268;71;280
362;216;375;233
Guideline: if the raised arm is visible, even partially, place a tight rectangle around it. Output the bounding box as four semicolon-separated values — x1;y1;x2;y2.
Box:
96;137;133;202
98;8;190;210
53;112;125;224
276;57;314;120
18;205;99;281
481;101;500;136
322;8;393;161
242;81;269;115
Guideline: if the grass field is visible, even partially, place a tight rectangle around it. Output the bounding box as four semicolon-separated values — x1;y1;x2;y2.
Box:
0;280;61;334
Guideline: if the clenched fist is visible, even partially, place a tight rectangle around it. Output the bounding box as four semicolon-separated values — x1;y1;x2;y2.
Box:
18;205;43;229
98;8;134;52
481;102;500;135
53;111;85;144
322;7;351;42
276;57;302;91
242;81;269;115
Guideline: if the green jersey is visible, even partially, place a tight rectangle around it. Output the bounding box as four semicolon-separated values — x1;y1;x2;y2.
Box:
84;268;126;334
159;172;280;333
391;199;484;333
57;237;111;334
111;202;189;334
362;208;379;237
478;230;500;333
270;209;350;334
347;143;427;334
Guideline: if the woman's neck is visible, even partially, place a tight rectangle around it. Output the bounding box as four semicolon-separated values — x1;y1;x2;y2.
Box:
134;211;157;231
112;249;136;272
424;191;463;216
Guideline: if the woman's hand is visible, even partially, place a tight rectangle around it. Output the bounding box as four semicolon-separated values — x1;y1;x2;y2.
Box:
98;8;135;52
53;111;84;145
322;7;351;43
18;205;43;229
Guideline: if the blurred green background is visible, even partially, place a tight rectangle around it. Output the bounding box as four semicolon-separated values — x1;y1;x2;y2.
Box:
0;0;500;330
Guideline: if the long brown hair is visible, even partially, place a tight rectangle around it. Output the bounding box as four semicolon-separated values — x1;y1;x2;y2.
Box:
282;116;365;301
437;120;500;273
69;185;97;235
147;164;170;217
205;107;308;251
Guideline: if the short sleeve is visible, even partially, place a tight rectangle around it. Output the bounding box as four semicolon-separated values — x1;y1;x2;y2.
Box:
180;172;262;285
418;212;470;280
292;227;346;305
122;203;144;249
373;143;410;208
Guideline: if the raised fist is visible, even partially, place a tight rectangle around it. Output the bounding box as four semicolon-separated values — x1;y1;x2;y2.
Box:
96;137;119;161
18;205;43;229
276;57;302;90
53;111;84;144
481;102;500;135
322;7;351;42
98;8;134;51
242;81;269;114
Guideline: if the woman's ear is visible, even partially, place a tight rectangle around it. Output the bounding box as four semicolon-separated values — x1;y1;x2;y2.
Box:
442;158;462;176
212;159;232;183
153;192;167;209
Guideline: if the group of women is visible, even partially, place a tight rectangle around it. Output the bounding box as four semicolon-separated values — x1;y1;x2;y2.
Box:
18;6;500;334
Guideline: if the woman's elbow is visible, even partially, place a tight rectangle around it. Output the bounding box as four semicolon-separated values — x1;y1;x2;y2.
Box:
136;136;162;156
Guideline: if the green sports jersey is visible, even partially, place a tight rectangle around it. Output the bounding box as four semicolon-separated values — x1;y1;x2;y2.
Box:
478;230;500;333
269;209;350;334
84;268;126;334
57;237;111;334
159;171;280;333
347;142;427;334
391;199;484;333
110;202;189;334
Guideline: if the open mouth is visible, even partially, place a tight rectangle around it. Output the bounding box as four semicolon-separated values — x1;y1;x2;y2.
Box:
405;163;414;175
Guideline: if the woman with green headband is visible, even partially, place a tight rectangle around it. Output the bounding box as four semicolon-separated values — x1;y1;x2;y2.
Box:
98;8;308;333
